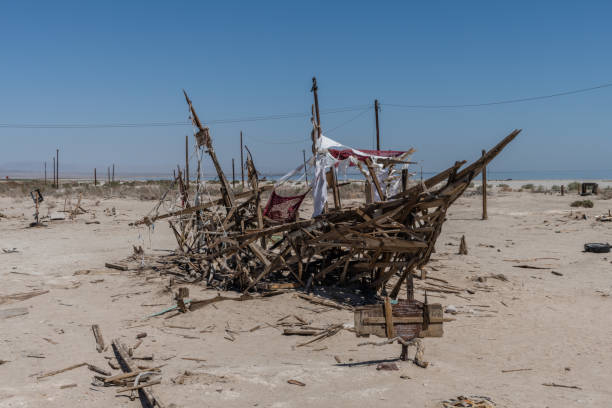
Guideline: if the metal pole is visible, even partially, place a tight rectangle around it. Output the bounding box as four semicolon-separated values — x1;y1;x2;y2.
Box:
232;158;236;188
108;167;110;184
52;157;56;188
240;131;245;187
482;150;488;220
374;99;380;150
94;168;97;186
44;162;47;185
302;149;308;183
56;149;59;188
185;135;189;188
112;164;115;182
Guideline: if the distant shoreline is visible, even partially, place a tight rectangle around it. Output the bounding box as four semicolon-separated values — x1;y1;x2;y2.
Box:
2;176;612;189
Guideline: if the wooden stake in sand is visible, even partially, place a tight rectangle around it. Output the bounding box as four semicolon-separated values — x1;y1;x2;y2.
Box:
481;149;488;220
459;235;468;255
92;324;105;353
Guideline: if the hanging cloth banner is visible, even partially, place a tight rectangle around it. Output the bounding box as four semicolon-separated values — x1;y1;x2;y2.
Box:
263;190;308;223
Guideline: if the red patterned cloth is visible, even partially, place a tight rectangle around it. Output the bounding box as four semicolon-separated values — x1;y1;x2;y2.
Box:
263;190;307;223
327;148;407;164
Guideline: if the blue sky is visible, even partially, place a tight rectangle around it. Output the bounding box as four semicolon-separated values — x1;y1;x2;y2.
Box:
1;1;612;177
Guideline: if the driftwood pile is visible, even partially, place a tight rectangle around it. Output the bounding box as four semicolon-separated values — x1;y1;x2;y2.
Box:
131;94;520;298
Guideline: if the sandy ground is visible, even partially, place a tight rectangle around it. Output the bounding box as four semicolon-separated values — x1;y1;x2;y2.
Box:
1;189;612;408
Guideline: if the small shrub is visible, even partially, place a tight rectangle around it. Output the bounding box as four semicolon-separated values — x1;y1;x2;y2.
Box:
521;183;534;190
570;200;594;208
551;185;561;192
599;187;612;200
497;183;512;192
535;185;545;193
568;181;580;191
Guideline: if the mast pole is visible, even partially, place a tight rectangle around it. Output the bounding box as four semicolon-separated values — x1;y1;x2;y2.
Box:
375;99;380;150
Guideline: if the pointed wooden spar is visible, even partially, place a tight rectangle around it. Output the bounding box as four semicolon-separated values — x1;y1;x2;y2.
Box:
183;90;235;209
365;158;385;201
454;129;521;181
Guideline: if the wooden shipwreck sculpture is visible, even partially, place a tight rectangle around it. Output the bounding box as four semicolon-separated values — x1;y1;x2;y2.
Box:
132;93;520;300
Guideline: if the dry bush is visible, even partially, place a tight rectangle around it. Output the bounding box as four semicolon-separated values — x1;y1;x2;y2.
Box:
598;187;612;200
570;200;594;208
497;183;513;192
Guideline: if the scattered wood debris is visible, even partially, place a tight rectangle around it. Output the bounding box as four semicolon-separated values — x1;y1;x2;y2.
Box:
542;382;582;390
105;262;128;271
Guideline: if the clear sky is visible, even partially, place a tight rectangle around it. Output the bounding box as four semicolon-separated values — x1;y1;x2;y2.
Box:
1;1;612;177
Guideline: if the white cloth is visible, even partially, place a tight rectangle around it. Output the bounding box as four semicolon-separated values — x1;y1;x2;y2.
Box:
312;154;328;217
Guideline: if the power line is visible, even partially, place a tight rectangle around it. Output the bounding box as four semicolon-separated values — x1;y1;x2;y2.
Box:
326;108;371;134
2;79;612;129
382;81;612;109
0;105;370;129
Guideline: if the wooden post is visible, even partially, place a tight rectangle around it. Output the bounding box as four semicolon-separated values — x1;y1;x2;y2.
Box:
311;77;321;139
240;131;245;187
232;158;236;188
185;135;189;188
94;168;97;186
374;99;380;151
365;180;373;204
459;235;468;255
56;149;59;188
302;149;308;183
401;169;408;192
481;150;488;220
311;77;340;210
330;167;341;209
561;185;564;196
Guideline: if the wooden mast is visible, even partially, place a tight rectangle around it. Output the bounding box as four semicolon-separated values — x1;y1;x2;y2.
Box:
311;77;341;209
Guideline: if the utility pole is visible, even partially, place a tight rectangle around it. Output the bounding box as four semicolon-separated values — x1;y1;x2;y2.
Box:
481;150;488;220
240;131;244;187
107;167;110;184
112;164;115;182
44;162;47;185
56;149;59;188
52;157;56;188
232;158;236;188
302;149;308;183
94;168;97;186
374;99;380;150
185;135;189;188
